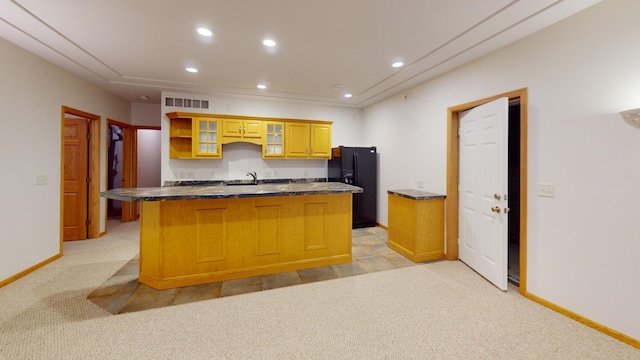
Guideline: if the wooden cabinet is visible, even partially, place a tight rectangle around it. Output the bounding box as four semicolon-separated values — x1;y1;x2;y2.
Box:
310;123;332;158
169;115;194;159
139;193;353;289
263;121;284;158
285;122;332;159
167;112;332;160
387;190;445;262
285;122;310;158
221;118;262;145
193;118;221;158
168;112;220;159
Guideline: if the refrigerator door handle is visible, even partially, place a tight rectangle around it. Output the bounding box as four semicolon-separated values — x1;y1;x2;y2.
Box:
353;151;359;186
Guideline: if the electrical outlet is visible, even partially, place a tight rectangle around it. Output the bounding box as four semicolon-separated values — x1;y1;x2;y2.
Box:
273;171;278;177
210;171;215;179
35;175;47;185
417;179;424;188
186;171;195;179
179;171;185;179
537;183;555;198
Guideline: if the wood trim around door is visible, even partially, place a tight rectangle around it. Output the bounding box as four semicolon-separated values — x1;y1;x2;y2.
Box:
445;88;528;295
61;106;101;251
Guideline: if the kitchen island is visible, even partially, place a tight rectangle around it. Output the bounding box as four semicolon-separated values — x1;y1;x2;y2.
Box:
101;182;362;290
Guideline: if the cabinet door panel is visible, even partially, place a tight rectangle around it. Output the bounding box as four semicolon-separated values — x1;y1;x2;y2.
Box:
263;122;285;158
222;119;243;137
310;124;332;158
194;118;221;158
285;123;309;158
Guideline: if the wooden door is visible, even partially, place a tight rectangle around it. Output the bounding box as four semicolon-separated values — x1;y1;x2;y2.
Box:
458;97;509;290
63;118;88;241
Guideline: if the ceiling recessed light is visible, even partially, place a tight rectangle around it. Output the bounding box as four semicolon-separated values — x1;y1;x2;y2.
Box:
344;93;353;98
197;28;213;37
185;67;198;73
392;61;404;68
257;84;267;89
263;39;276;47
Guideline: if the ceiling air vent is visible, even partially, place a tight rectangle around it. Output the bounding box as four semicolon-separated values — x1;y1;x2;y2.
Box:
165;97;210;109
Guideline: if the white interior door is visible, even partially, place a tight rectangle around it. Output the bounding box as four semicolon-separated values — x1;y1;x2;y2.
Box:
459;97;509;291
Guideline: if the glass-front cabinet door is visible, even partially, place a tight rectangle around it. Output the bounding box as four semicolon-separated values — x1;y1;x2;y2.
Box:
263;121;284;158
194;118;221;158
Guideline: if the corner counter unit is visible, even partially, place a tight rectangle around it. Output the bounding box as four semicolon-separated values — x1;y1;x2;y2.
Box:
101;182;362;290
387;189;446;262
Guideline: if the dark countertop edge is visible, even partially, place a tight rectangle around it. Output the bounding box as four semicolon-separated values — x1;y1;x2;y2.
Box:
164;178;326;187
387;189;446;200
101;183;362;202
102;191;360;202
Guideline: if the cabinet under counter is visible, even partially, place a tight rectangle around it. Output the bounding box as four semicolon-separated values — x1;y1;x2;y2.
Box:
387;189;446;262
102;182;362;289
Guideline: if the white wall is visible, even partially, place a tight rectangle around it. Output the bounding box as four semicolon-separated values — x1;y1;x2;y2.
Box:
160;92;363;183
132;103;161;127
363;0;640;341
0;37;131;282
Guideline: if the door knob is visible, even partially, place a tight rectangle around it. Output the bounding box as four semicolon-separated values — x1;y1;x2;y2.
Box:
493;193;501;200
491;206;501;213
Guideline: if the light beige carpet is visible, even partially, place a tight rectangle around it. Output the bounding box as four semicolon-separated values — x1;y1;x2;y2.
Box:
0;221;638;359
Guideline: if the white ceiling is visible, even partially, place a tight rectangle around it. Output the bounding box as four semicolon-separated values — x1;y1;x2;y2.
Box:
0;0;601;108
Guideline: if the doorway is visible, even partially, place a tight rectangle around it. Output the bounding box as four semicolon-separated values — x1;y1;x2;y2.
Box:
107;119;135;223
61;106;100;245
445;88;528;294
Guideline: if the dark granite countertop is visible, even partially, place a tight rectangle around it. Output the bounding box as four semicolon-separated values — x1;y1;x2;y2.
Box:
163;178;325;187
101;182;363;202
387;189;446;200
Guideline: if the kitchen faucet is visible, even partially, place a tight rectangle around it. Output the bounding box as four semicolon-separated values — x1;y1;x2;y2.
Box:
246;171;258;184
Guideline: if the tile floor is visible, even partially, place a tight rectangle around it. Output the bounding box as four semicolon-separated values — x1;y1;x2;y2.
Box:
88;226;421;314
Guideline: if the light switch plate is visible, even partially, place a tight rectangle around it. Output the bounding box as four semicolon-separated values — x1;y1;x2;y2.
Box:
417;179;424;188
35;175;47;185
537;183;555;198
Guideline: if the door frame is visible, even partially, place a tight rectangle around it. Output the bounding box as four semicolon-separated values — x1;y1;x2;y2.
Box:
445;88;528;294
60;106;101;251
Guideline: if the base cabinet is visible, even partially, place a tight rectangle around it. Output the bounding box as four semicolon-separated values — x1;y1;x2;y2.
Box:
387;191;445;262
139;193;353;289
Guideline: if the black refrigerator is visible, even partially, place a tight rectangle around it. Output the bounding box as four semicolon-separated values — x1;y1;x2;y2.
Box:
328;146;377;228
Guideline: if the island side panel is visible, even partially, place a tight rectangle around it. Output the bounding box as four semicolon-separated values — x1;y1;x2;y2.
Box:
139;201;162;282
139;193;353;289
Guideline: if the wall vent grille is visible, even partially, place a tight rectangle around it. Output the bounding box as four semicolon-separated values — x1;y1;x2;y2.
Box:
165;97;210;109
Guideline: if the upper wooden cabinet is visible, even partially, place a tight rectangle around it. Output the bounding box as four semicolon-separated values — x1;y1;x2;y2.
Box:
221;118;262;145
167;112;331;160
285;122;332;159
168;112;221;159
263;121;284;158
168;115;193;159
193;118;221;158
309;123;332;158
